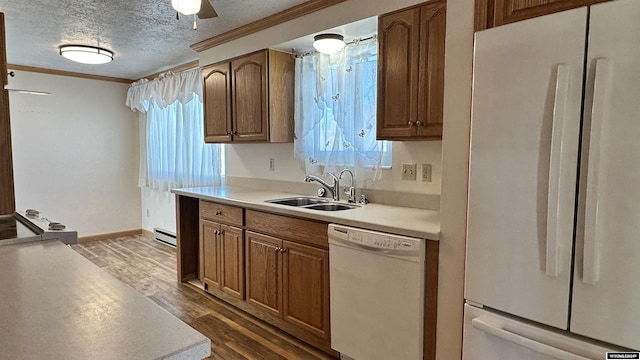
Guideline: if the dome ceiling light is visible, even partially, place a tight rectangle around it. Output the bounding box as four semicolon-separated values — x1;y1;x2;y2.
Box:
59;45;114;65
313;34;346;54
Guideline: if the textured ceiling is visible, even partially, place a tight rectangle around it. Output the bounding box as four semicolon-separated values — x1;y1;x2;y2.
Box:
0;0;309;80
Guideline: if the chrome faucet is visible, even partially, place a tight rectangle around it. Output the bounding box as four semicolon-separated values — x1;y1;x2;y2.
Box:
339;169;356;203
304;173;340;201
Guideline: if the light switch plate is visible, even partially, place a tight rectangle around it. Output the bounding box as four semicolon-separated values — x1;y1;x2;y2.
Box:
402;163;417;180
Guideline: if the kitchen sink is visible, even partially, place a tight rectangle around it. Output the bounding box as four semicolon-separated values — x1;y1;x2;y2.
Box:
265;197;359;211
266;197;330;206
304;203;359;211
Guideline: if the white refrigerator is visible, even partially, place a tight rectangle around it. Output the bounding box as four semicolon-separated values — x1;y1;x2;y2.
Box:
464;0;640;358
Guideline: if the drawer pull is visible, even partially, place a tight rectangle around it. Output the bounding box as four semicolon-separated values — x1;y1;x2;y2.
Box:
215;210;222;215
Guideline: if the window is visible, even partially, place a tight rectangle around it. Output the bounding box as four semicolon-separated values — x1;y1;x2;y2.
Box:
294;38;390;183
126;68;224;191
145;95;223;190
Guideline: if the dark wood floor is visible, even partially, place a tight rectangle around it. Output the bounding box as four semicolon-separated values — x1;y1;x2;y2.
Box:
71;234;336;360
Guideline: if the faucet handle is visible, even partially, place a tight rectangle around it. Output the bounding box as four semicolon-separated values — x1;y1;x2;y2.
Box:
344;186;356;203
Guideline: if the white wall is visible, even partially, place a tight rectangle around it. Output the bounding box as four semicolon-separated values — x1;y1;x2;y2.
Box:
226;141;442;194
438;0;475;359
142;187;176;234
8;70;141;238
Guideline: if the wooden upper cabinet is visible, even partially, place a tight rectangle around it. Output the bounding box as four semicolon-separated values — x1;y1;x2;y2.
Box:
377;0;447;140
475;0;610;31
203;63;232;142
203;49;294;143
232;51;269;142
377;7;421;140
418;1;446;138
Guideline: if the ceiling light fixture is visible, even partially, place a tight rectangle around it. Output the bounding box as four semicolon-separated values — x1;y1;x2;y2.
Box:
59;45;114;65
171;0;201;15
313;34;346;55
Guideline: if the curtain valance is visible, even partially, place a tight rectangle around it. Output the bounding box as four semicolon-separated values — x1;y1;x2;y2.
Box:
125;68;202;113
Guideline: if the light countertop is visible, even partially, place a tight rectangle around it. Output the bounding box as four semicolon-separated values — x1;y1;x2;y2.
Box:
0;240;210;360
173;186;440;240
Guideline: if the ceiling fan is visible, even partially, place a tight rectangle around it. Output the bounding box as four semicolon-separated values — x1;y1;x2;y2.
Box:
171;0;218;29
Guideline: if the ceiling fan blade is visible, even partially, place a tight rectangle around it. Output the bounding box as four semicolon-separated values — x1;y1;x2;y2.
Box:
198;0;218;19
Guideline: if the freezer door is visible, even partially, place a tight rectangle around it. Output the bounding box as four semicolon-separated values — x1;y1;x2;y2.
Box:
466;8;586;329
571;0;640;350
463;304;618;360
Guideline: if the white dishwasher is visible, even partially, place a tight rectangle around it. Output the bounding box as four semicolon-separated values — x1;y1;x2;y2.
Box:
328;224;426;360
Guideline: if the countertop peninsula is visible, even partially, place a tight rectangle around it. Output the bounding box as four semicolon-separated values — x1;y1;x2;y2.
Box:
0;240;210;360
173;185;440;240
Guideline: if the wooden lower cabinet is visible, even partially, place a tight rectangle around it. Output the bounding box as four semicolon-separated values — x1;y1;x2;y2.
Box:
200;219;245;300
282;240;330;340
200;220;221;289
245;232;330;340
245;231;282;316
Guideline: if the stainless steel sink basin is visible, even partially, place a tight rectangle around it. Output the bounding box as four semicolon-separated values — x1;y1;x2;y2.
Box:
304;203;359;211
265;197;359;211
265;197;330;206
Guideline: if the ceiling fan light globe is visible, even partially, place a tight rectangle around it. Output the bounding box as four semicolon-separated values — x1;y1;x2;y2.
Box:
313;34;346;54
171;0;201;16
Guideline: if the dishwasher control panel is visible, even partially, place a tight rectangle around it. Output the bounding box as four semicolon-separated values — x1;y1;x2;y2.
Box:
328;224;424;257
348;231;418;251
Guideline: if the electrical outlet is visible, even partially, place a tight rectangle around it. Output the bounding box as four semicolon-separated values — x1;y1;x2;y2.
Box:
402;163;417;180
269;158;275;171
422;164;432;182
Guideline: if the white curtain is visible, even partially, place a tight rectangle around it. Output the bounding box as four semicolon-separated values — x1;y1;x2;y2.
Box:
126;68;223;191
294;39;387;184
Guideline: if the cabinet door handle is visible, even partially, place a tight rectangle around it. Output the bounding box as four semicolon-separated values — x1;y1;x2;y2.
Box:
275;247;282;252
214;230;219;235
279;248;287;254
408;121;415;127
415;120;422;127
215;210;221;215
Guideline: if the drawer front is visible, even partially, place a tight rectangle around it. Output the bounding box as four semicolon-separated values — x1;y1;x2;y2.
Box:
200;200;244;226
246;210;328;249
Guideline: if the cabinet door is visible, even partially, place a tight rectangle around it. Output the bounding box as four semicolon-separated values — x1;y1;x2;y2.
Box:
377;7;421;140
417;0;446;138
245;231;282;316
203;63;232;143
200;220;221;290
282;241;330;340
220;224;245;300
475;0;608;30
232;51;268;142
571;0;640;350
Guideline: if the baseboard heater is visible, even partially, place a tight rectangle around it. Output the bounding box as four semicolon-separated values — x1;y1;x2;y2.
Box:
153;227;176;247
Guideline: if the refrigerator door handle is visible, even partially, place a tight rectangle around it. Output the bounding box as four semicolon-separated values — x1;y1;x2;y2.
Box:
546;64;571;278
583;58;611;286
471;318;590;360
